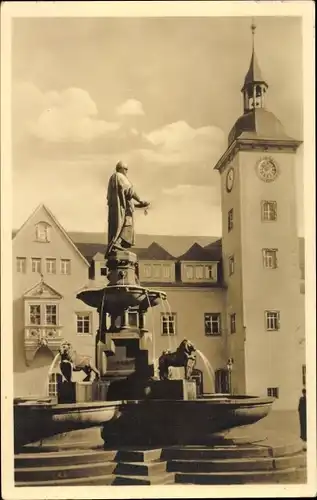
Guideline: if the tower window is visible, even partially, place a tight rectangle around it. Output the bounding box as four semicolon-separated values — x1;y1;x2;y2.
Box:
161;313;176;336
204;313;221;336
230;313;236;334
265;310;280;331
267;387;279;398
262;249;278;269
228;256;235;276
228;209;234;232
261;201;277;221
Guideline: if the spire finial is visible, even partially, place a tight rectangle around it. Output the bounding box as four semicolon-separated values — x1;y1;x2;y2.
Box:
251;18;256;52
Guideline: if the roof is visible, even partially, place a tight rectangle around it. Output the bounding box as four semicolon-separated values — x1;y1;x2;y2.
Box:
228;108;295;146
136;242;176;260
242;50;267;90
65;232;217;258
178;242;221;262
12;204;89;267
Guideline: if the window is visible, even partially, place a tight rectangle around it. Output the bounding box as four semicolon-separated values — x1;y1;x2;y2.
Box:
228;209;234;232
205;265;214;280
16;257;26;273
230;313;236;334
153;265;161;279
48;373;62;397
30;305;41;325
45;305;57;325
163;265;171;279
186;265;194;279
60;259;71;275
204;313;221;336
262;249;278;269
261;201;277;221
143;264;152;278
184;264;217;282
228;256;235;276
161;313;176;336
267;387;279;398
76;313;92;334
302;365;306;387
46;258;56;274
35;222;51;242
31;258;42;274
29;304;59;326
265;310;280;331
128;311;138;327
195;266;204;279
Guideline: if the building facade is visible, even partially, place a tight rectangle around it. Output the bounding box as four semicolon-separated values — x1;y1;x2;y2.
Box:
12;40;305;410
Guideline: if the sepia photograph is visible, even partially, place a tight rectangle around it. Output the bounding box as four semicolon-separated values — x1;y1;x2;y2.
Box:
1;1;316;498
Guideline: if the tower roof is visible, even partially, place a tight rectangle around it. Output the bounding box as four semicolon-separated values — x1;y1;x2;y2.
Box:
228;108;294;146
242;50;268;90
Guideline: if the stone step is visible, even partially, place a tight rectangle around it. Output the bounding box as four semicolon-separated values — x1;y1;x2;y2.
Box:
115;448;163;462
162;442;303;460
15;449;118;467
115;460;167;476
15;461;117;482
15;472;175;486
112;473;175;485
168;453;306;473
175;467;307;484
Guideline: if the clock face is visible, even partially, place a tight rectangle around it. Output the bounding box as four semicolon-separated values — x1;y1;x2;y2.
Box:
257;158;279;182
226;168;235;192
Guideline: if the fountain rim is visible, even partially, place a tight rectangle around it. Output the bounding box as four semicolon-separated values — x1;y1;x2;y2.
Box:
119;396;275;406
78;284;167;296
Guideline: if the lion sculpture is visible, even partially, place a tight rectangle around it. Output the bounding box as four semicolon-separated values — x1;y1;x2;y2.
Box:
59;341;100;382
158;339;197;381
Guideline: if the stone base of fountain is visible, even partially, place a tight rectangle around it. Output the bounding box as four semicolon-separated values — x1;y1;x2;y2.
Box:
14;426;306;486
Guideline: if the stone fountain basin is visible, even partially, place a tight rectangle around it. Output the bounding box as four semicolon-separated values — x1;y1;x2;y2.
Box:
77;285;166;312
101;395;275;446
14;400;121;451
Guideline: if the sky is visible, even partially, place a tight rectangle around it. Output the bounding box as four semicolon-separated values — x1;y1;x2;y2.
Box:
11;16;304;236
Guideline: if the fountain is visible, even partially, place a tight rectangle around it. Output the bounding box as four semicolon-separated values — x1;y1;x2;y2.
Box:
14;162;306;485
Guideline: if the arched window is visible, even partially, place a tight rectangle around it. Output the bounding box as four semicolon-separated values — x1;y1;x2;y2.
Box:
35;222;51;242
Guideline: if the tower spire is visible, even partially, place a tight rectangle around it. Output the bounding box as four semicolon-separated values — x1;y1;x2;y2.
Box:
251;18;256;53
241;20;268;113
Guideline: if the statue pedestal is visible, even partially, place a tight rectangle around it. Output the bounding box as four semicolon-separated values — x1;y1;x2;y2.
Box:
107;250;138;285
57;382;94;404
92;380;110;401
149;380;197;400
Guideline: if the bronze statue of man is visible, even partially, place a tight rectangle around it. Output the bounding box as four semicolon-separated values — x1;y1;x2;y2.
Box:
106;161;149;256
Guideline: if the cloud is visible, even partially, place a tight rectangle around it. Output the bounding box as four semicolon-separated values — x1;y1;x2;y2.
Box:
13;82;120;143
142;120;225;165
116;99;145;116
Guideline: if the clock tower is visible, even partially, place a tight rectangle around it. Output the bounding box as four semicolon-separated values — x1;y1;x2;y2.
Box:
214;24;303;409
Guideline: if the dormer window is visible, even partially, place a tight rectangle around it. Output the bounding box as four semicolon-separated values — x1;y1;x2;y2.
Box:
35;222;51;242
183;263;218;283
